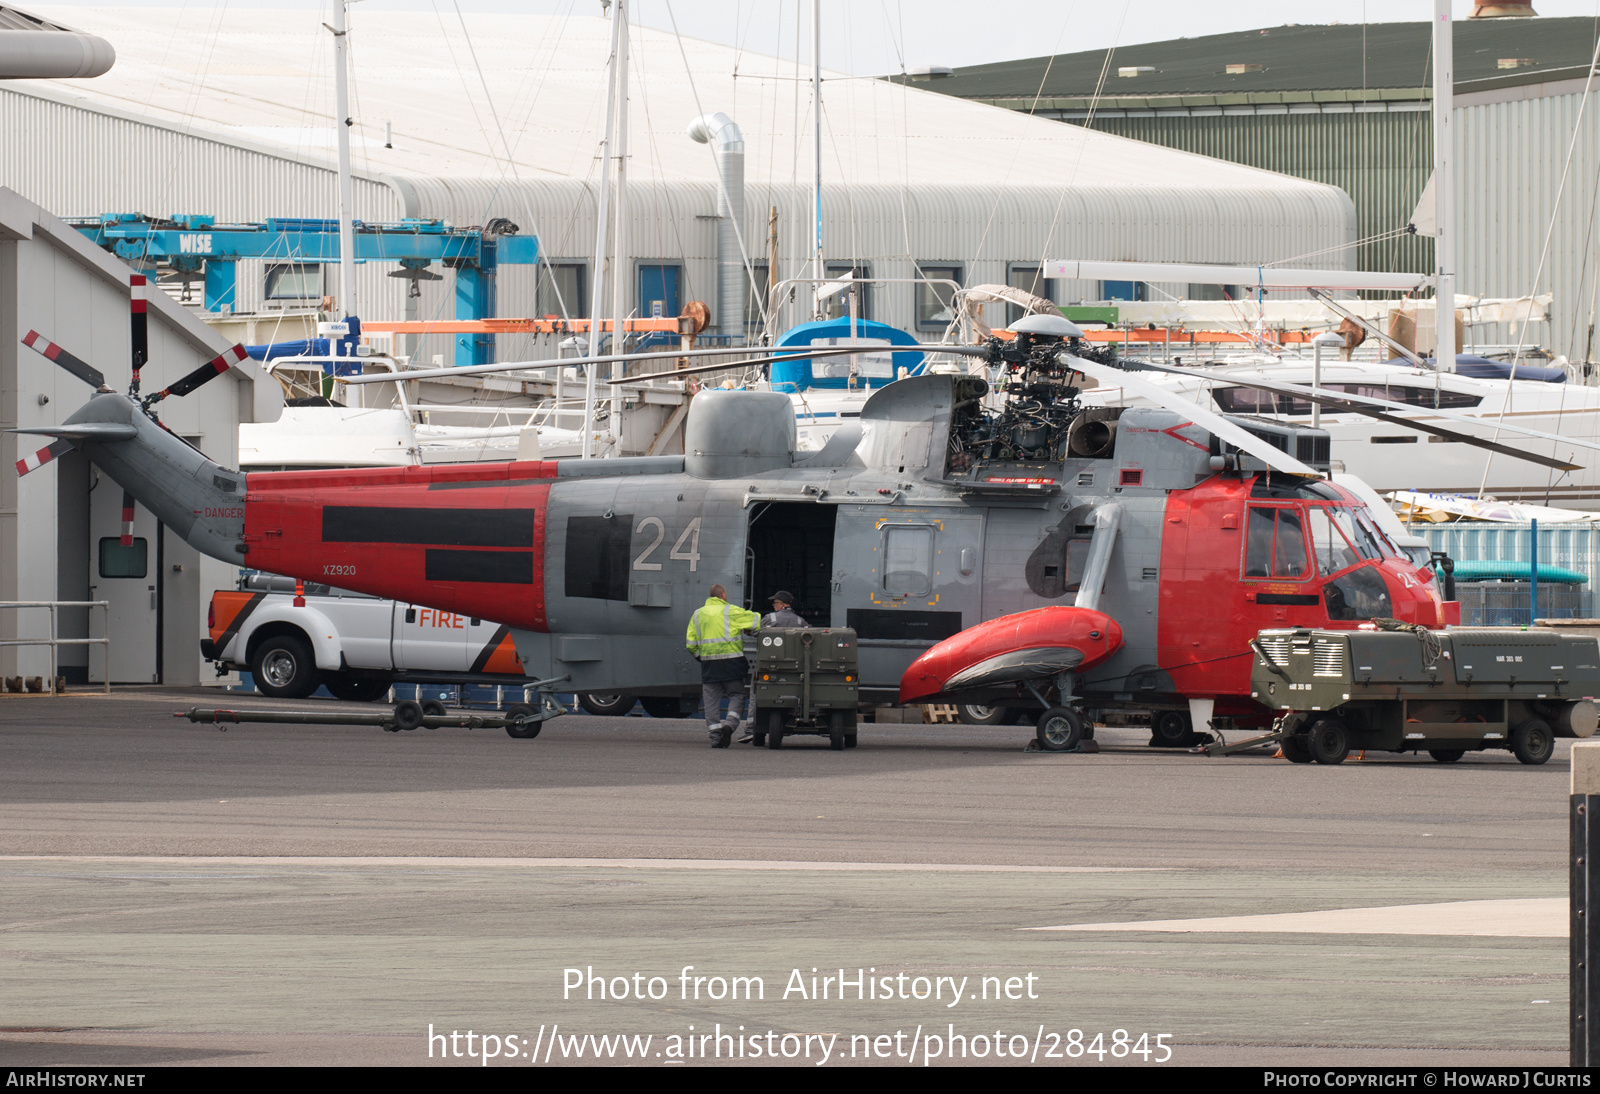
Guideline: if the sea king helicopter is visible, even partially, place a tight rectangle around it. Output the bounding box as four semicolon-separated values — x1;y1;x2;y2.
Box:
17;265;1600;749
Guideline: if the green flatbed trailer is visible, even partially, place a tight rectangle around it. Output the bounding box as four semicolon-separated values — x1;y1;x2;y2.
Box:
751;627;860;750
1249;626;1600;765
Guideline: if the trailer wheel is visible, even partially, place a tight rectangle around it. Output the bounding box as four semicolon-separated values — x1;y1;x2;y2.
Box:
766;709;785;749
638;696;684;719
1150;710;1195;748
578;692;634;717
1428;749;1465;763
393;700;424;732
829;710;847;750
251;634;319;699
1280;735;1314;764
504;703;541;739
1308;718;1350;765
958;704;1012;726
324;673;393;703
845;732;858;748
421;699;447;720
1512;717;1555;766
1035;707;1083;752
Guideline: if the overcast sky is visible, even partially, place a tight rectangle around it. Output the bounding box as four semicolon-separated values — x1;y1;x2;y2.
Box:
37;0;1600;74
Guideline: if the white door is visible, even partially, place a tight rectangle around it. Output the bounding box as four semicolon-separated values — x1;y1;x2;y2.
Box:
88;473;158;683
392;604;472;672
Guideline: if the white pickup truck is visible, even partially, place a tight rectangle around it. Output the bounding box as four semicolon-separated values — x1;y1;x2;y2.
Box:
203;573;529;700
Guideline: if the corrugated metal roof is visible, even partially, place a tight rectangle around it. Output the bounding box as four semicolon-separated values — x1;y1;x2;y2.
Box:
927;18;1600;102
16;5;1346;198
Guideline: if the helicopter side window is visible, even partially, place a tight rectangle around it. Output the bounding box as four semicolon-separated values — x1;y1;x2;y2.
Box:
882;525;934;597
1307;507;1362;575
1244;506;1309;580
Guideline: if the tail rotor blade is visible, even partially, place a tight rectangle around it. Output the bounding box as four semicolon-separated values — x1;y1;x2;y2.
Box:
147;344;248;404
21;331;106;390
130;274;149;396
14;437;74;477
120;490;136;546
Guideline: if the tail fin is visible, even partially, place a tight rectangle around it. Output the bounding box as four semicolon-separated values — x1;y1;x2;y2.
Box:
12;392;247;563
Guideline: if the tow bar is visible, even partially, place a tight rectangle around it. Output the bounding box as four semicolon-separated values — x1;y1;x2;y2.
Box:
178;674;572;739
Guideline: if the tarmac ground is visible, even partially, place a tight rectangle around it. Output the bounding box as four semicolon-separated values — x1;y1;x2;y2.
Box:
0;687;1577;1067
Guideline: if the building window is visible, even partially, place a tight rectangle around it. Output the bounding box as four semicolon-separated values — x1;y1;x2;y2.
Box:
536;262;585;319
264;263;323;301
1100;280;1145;302
1007;264;1053;325
1189;283;1246;302
98;537;148;579
744;263;770;327
822;263;871;321
915;265;961;330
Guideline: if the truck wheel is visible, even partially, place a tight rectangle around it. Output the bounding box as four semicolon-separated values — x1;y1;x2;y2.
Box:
579;692;634;717
1428;749;1466;763
1308;719;1350;765
844;732;858;748
1511;717;1555;766
393;700;424;732
1280;735;1314;764
324;673;393;703
1035;706;1083;752
1150;710;1195;748
504;703;541;739
766;709;785;749
829;710;847;750
958;704;1012;726
638;696;683;719
251;634;319;699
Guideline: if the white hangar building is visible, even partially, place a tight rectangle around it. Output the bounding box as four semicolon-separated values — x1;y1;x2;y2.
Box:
1;188;278;686
1;6;1358;364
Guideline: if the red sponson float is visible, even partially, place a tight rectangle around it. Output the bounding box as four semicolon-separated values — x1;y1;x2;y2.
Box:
899;606;1124;704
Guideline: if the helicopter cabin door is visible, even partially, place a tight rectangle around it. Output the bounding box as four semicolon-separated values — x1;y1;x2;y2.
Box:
743;502;837;627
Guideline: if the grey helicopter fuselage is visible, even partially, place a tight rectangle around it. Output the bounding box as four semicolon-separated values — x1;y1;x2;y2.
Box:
36;365;1448;722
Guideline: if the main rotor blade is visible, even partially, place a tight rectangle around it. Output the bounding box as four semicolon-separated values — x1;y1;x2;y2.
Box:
600;343;987;384
1063;355;1317;475
21;331;106;390
341;341;991;385
1126;361;1592;470
146;344;249;404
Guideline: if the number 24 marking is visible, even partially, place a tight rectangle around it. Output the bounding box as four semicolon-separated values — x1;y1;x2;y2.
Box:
633;516;701;572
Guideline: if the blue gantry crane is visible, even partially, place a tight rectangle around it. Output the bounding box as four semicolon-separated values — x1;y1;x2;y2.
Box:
67;214;540;367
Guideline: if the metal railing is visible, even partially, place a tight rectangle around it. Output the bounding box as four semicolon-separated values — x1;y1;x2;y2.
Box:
0;601;111;694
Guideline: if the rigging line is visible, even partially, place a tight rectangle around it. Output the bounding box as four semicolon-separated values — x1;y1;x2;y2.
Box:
665;0;769;333
155;0;232;219
1266;227;1417;268
448;0;574;325
1477;29;1600;498
1038;0;1129;276
968;2;1077;281
1563;139;1600;366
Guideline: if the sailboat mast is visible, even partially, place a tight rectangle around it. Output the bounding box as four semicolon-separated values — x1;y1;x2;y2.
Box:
811;0;823;291
582;2;623;460
332;0;356;321
1432;0;1454;372
608;0;631;456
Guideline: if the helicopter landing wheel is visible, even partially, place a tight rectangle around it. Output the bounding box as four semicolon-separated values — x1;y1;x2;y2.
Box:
1035;706;1083;752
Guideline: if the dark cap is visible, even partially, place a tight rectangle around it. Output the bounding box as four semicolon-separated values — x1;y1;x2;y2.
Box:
770;590;796;605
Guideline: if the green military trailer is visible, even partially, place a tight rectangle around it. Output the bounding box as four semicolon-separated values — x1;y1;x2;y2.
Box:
1249;625;1600;766
751;627;860;750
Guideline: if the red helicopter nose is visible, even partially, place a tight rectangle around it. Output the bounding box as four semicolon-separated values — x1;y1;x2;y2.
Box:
899;606;1125;705
1380;559;1448;627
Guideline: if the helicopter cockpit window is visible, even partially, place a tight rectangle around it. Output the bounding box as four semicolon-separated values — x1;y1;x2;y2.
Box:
1250;476;1341;501
1244;506;1309;580
1307;507;1362;575
1327;507;1383;562
1324;565;1393;621
882;525;934;597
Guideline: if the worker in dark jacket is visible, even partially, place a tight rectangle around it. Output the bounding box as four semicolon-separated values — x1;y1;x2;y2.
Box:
762;590;809;629
735;591;811;743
